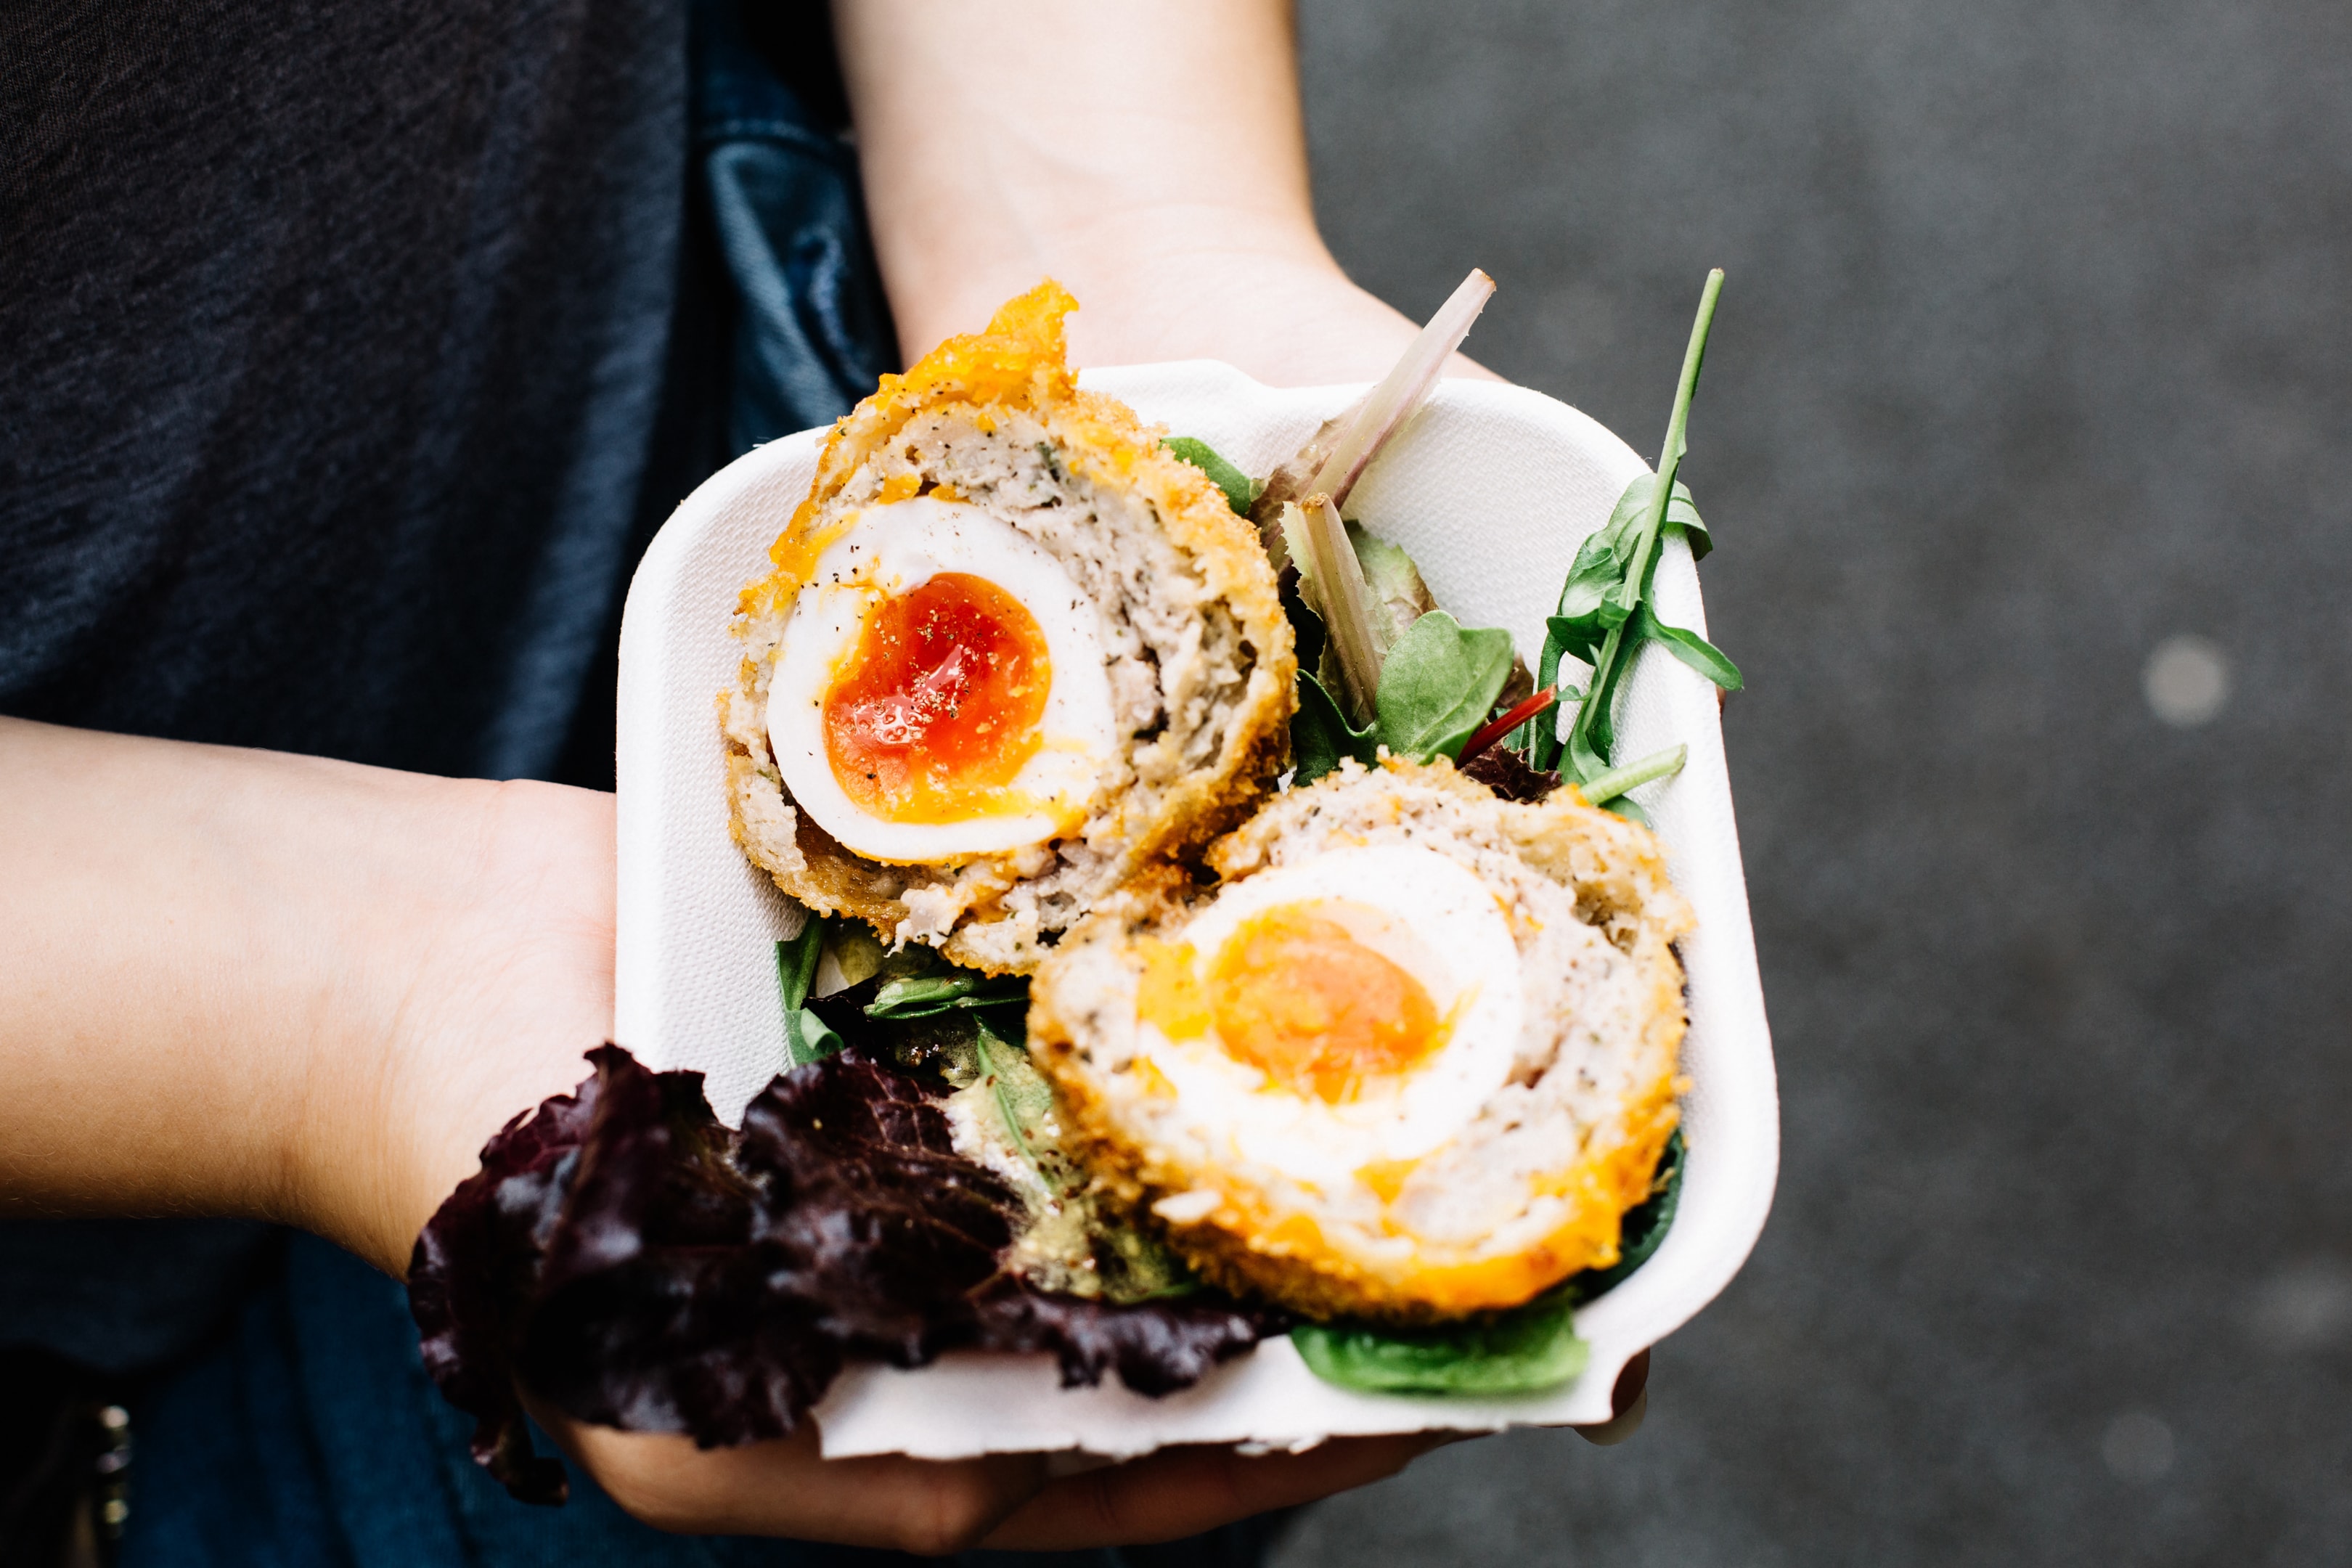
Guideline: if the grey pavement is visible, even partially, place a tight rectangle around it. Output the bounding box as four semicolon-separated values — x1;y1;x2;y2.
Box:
1276;1;2352;1563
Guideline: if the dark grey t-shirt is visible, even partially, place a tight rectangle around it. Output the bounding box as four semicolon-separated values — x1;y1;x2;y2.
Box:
2;0;686;772
1;0;687;1369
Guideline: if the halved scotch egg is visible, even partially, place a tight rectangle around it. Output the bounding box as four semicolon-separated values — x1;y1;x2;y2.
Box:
1027;758;1695;1324
722;283;1294;973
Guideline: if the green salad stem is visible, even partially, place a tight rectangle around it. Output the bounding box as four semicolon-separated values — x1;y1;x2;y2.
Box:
1577;744;1689;807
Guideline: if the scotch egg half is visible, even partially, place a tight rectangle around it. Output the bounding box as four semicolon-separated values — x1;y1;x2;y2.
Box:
722;282;1294;973
1029;758;1696;1324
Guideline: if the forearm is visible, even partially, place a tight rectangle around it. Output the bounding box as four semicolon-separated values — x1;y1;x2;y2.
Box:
835;0;1495;384
0;718;608;1274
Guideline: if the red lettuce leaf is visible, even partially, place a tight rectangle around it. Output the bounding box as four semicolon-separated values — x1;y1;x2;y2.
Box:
1461;744;1564;803
409;1045;1275;1504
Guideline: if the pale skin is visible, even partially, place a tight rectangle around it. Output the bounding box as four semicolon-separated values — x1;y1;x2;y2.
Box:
0;1;1636;1553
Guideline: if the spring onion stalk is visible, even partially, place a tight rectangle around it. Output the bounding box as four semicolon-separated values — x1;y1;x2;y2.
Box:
1297;494;1387;725
1254;269;1496;565
1308;269;1495;509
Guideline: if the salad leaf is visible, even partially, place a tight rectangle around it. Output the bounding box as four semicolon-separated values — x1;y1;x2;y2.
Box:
1539;270;1729;784
1461;743;1562;803
1285;513;1439;662
1164;436;1259;516
1294;1297;1588;1397
1372;611;1516;763
410;1046;1278;1504
866;970;1030;1019
775;921;843;1066
1293;669;1376;785
1545;478;1708;671
1633;603;1742;692
1347;523;1438;653
971;1014;1052;1180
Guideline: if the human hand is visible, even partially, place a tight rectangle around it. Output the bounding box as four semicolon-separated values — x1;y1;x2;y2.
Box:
0;722;610;1277
837;0;1502;391
537;1347;1649;1549
542;1415;1442;1555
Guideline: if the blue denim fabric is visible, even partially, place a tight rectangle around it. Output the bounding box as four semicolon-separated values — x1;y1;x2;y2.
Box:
693;0;894;454
120;1240;1281;1567
122;1236;951;1568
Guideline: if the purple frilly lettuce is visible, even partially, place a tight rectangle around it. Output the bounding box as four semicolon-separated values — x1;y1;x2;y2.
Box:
408;1045;1275;1504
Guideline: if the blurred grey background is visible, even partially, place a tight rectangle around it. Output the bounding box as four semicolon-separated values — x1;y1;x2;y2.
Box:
1275;1;2352;1563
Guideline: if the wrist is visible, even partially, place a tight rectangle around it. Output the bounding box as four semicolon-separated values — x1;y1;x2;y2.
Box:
280;776;616;1276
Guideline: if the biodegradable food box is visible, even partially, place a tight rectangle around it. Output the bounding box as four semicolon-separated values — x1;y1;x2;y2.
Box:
614;362;1779;1458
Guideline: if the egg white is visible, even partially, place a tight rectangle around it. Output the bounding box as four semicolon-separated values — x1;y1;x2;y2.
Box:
765;498;1119;863
1135;843;1526;1186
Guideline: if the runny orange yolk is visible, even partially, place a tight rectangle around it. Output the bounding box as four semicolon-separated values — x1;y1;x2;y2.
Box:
1206;903;1447;1102
822;572;1051;822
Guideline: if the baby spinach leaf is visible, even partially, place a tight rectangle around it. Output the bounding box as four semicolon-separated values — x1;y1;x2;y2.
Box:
1294;1297;1589;1396
1164;437;1259;517
775;920;844;1067
1371;612;1516;763
1294;669;1378;785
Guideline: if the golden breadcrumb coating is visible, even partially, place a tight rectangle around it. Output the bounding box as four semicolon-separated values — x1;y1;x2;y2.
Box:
1029;757;1694;1324
721;282;1294;973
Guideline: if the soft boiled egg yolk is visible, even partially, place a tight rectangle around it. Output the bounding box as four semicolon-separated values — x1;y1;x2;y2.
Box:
823;572;1050;822
1127;843;1528;1174
766;497;1119;863
1204;904;1448;1102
